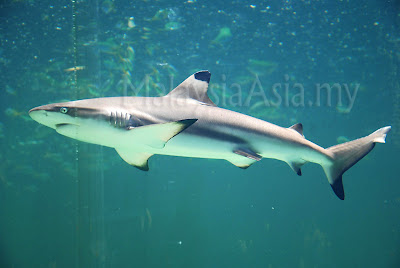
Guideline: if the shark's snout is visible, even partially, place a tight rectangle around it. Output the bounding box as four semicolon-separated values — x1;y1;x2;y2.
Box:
29;104;55;114
29;107;41;113
29;109;47;120
29;105;70;129
29;109;54;128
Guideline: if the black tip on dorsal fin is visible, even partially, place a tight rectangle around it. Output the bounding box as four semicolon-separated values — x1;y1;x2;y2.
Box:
289;123;303;136
167;70;216;106
194;70;211;83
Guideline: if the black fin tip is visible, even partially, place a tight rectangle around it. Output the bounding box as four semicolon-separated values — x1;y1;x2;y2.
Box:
331;176;345;200
194;71;211;83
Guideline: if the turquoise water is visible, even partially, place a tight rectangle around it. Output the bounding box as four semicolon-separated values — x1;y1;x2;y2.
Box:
1;0;399;267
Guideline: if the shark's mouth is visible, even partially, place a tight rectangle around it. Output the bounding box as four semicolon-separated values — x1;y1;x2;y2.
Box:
55;123;81;138
56;123;74;128
56;123;80;132
56;123;80;128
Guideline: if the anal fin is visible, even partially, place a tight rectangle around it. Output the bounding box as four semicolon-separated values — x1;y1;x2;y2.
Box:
116;148;153;171
287;161;306;176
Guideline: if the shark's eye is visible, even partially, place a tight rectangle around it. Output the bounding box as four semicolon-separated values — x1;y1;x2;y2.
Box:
60;107;68;114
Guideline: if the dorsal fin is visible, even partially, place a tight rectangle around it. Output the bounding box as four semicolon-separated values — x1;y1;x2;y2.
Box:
167;70;216;106
288;123;304;137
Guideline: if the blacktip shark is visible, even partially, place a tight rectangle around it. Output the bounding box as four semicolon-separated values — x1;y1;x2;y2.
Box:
29;70;391;200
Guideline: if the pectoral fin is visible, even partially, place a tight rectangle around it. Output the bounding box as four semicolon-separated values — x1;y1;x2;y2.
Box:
115;149;153;171
127;119;197;149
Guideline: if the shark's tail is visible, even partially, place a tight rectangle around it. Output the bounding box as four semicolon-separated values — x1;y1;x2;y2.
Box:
322;126;391;200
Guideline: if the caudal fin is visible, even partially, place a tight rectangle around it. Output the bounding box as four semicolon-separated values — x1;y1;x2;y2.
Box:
323;126;391;200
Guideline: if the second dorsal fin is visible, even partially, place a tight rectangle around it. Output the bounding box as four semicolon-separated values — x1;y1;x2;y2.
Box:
167;70;216;106
288;123;304;137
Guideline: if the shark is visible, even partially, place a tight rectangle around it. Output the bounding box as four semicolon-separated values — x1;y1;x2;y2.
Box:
29;70;391;200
